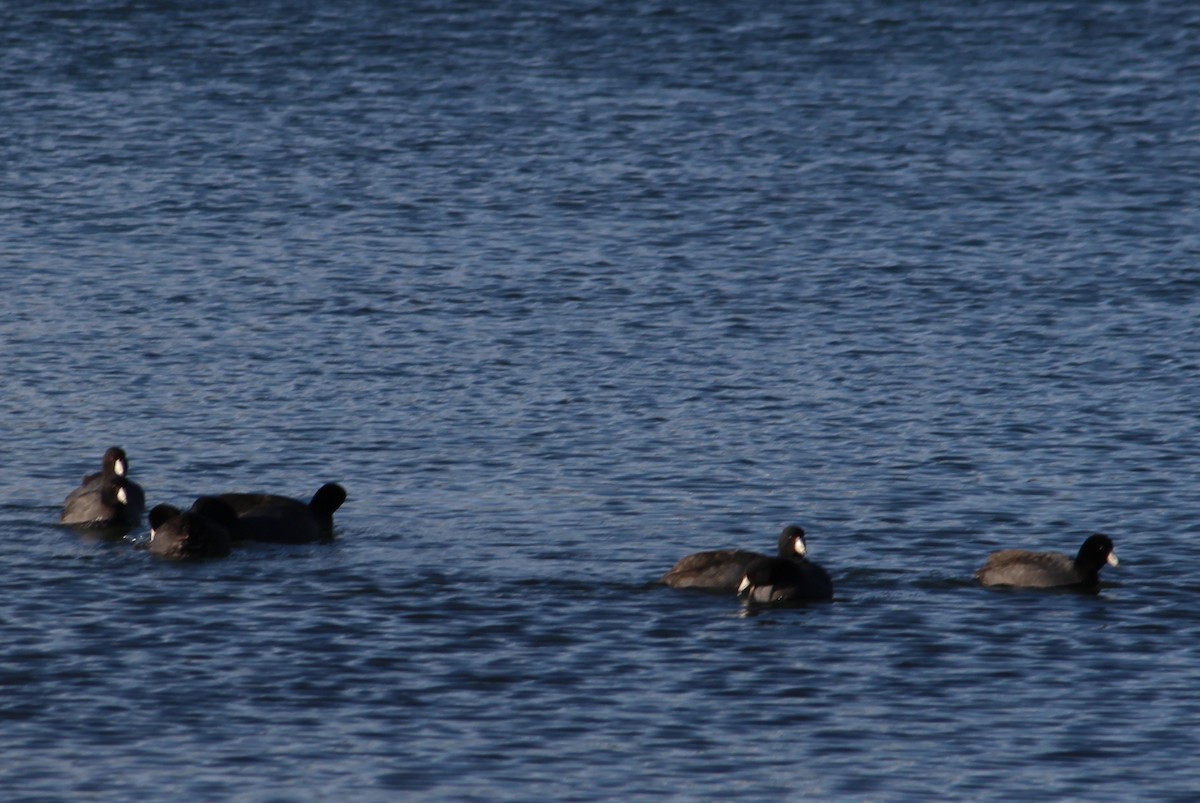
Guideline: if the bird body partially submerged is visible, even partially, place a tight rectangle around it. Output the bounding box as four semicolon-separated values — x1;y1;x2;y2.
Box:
976;534;1118;589
662;525;810;593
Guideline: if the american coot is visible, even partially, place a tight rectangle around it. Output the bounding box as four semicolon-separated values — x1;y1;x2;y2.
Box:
148;498;236;560
975;533;1119;589
737;555;835;603
215;483;346;544
61;476;143;528
70;447;146;521
661;524;810;593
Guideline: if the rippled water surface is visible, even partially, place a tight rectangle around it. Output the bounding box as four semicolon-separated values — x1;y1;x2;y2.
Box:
3;1;1200;800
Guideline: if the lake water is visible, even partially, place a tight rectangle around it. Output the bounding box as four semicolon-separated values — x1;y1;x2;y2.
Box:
3;1;1200;799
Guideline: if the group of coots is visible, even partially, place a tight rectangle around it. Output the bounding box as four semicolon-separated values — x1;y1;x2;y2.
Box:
660;525;1119;605
60;447;346;560
62;447;1119;597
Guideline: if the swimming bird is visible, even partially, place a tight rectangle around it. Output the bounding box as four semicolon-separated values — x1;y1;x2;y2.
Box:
737;554;835;603
148;497;236;560
64;447;146;524
661;524;811;593
975;533;1119;589
215;483;346;544
61;475;143;528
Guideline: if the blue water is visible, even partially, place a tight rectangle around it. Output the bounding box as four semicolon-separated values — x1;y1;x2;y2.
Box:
3;1;1200;799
